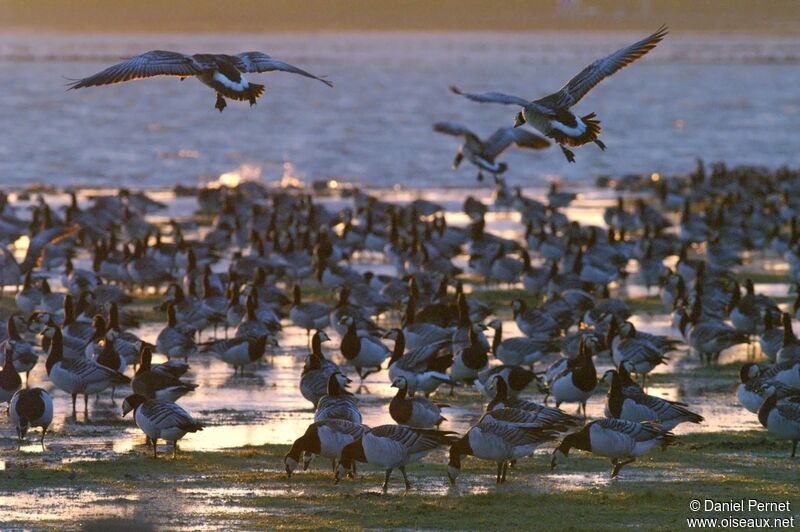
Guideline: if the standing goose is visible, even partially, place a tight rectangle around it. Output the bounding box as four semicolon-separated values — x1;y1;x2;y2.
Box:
339;316;389;384
204;335;269;375
447;416;555;485
450;326;489;385
546;338;597;417
604;366;703;430
43;326;130;417
0;346;22;404
299;330;340;407
551;418;675;478
284;419;369;478
0;315;38;382
156;305;198;361
8;388;54;450
335;425;458;492
450;26;668;162
433;122;549;182
122;393;205;458
69;50;332;111
389;376;447;428
757;388;800;457
386;329;454;397
314;373;362;424
132;345;198;402
290;285;331;340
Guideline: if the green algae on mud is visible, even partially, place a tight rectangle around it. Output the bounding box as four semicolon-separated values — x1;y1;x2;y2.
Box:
3;432;798;530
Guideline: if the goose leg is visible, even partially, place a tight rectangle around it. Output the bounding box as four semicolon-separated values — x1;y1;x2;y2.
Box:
399;466;411;491
152;438;158;458
791;440;797;458
215;94;227;112
71;394;77;417
452;151;463;169
496;462;502;484
40;427;47;452
172;440;178;459
83;394;89;419
382;468;393;493
611;458;635;478
501;461;508;483
560;145;576;163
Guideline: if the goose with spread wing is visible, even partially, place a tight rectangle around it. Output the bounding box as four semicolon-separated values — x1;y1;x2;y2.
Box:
449;26;667;162
69;50;333;112
433;122;549;181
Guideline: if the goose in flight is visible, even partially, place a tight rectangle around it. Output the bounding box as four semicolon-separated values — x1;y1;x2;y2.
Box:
69;50;333;112
450;25;667;162
433;122;550;181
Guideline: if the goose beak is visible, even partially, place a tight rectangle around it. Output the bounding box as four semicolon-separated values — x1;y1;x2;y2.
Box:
514;111;526;128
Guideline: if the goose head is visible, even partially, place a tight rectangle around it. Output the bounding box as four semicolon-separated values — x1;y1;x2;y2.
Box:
738;362;761;384
446;436;470;485
121;393;147;417
513;111;526;128
390;376;409;390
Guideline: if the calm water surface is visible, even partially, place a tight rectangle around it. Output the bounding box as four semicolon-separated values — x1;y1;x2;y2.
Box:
1;32;798;188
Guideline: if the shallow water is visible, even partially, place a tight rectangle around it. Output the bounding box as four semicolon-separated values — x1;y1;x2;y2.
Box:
1;32;799;189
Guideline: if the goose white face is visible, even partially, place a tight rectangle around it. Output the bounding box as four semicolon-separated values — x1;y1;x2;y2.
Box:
601;370;615;385
390;376;407;389
317;331;331;343
334;372;351;388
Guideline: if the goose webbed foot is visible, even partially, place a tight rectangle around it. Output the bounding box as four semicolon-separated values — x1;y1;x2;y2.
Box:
215;94;227;112
560;145;576;163
594;139;606;151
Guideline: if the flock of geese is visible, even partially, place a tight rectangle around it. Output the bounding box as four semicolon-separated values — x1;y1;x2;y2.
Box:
1;159;799;491
1;27;799;493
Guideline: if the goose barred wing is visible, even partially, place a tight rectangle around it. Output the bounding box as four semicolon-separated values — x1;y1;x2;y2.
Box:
538;25;668;109
141;401;204;431
233;52;333;87
68;51;205;89
433;122;480;144
482;127;550;159
776;399;800;423
479;418;555;446
449;85;544;110
369;425;457;453
595;417;668;441
400;340;450;369
636;392;703;422
61;357;129;384
321;419;369;438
